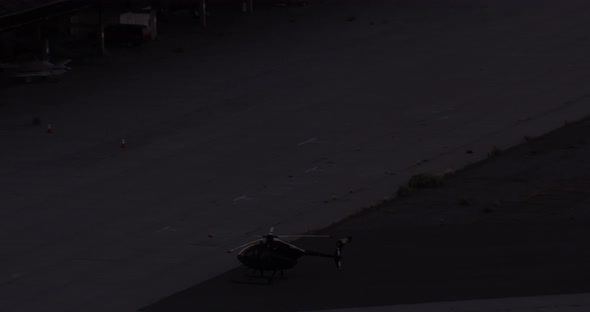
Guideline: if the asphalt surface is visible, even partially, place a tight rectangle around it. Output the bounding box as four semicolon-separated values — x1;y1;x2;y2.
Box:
2;0;590;311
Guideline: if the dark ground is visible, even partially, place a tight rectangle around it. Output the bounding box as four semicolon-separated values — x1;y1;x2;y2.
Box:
142;117;590;311
4;0;590;311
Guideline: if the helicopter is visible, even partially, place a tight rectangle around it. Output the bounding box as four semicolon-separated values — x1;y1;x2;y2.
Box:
209;227;351;281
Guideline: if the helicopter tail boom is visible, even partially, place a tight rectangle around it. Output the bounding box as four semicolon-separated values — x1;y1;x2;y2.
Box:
306;236;352;269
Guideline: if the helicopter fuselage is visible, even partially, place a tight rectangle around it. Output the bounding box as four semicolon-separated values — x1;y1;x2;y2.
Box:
237;240;305;271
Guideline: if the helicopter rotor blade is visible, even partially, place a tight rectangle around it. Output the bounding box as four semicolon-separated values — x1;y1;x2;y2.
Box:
275;234;332;238
274;238;306;253
208;234;261;239
227;239;264;253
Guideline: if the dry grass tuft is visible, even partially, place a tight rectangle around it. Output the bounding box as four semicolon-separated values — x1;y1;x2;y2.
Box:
408;173;444;189
488;146;503;158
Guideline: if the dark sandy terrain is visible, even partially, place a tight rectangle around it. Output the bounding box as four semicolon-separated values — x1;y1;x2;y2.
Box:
142;115;590;312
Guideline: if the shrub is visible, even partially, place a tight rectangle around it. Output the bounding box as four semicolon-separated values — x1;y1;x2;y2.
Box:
488;146;502;158
442;168;455;178
459;198;470;206
408;173;443;189
397;185;413;197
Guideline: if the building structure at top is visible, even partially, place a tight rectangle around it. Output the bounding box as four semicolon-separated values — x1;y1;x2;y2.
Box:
0;0;257;61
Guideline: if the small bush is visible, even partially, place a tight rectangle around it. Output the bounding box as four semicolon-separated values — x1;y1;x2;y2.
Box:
488;146;502;158
408;173;443;189
442;168;455;178
397;185;413;197
527;191;542;199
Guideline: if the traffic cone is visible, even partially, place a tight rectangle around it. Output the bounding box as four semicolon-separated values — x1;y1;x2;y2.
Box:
47;124;53;134
121;139;126;149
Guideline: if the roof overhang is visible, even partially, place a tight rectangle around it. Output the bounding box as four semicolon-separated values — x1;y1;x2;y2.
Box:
0;0;91;32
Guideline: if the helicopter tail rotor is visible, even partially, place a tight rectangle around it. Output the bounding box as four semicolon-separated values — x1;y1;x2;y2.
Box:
334;236;352;270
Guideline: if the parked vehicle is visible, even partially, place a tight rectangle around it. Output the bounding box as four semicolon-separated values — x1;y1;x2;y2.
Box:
104;24;151;47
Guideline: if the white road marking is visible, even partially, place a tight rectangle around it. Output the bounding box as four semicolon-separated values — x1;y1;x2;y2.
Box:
233;195;254;203
298;137;318;146
305;166;318;173
156;226;177;232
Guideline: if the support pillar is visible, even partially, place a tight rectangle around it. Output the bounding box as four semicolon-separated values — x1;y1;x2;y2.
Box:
199;0;207;27
97;0;105;56
242;0;253;13
37;23;49;60
149;7;158;40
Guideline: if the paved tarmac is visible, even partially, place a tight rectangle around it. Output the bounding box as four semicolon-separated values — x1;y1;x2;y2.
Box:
2;0;590;311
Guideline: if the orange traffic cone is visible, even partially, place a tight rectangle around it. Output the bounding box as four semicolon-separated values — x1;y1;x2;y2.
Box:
121;139;126;149
47;124;53;134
